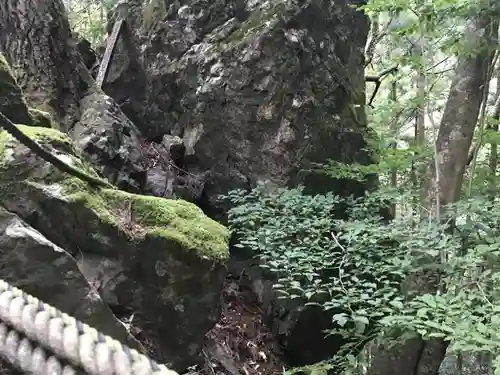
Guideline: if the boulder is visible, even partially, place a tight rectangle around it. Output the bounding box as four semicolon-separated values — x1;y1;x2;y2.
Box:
0;125;230;370
136;0;371;216
0;206;142;351
71;91;148;192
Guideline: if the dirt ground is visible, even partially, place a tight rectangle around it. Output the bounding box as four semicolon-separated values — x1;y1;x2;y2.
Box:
196;274;285;375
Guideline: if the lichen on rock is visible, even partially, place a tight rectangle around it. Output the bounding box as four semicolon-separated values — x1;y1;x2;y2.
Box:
142;0;167;32
0;124;230;370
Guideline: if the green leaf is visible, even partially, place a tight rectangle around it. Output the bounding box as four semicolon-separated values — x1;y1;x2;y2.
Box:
333;313;349;327
390;300;404;310
352;315;370;325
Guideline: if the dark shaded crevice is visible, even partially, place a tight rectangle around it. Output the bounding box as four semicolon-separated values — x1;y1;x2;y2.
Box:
412;340;426;375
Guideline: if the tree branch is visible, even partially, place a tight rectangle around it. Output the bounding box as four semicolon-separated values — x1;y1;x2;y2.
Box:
365;65;399;106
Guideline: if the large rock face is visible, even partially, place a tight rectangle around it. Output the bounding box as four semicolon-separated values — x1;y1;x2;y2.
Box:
96;0;371;367
102;0;370;216
0;123;230;370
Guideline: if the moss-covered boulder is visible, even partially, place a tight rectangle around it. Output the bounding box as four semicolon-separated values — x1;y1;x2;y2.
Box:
28;107;55;128
0;125;230;371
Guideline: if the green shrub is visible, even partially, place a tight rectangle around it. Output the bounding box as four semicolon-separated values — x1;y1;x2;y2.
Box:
223;186;500;373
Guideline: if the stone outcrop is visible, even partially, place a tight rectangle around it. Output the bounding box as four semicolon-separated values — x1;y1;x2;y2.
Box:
0;123;229;370
92;0;371;367
0;206;143;351
0;53;230;371
119;0;370;217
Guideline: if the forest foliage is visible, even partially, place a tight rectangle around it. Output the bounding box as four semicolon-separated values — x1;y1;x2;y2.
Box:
65;0;500;374
224;0;500;374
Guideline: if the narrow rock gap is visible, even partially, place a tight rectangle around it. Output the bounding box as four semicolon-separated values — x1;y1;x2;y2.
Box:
196;272;285;375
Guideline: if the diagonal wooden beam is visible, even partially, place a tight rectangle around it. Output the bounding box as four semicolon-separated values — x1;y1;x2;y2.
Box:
95;1;129;88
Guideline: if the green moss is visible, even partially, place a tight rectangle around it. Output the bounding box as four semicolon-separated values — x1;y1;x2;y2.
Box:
16;124;73;149
143;0;167;32
0;54;34;125
226;2;286;45
28;108;54;128
0;124;229;262
0;129;11;161
286;361;332;375
0;125;99;181
0;54;13;77
110;190;229;260
0;54;23;101
63;182;230;262
19;126;100;177
0;55;55;128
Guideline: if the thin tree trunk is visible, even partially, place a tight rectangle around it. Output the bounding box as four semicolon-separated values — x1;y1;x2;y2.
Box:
414;40;427;220
365;15;380;68
369;12;498;375
488;67;500;195
416;50;426;148
0;0;86;130
425;17;497;208
390;80;397;217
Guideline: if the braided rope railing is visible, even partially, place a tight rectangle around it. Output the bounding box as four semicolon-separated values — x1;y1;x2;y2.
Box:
0;279;179;375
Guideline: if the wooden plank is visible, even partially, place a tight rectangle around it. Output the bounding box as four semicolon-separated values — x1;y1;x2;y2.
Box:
95;1;129;88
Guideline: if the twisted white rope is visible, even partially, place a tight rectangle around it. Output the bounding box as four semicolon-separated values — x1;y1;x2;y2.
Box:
0;279;179;375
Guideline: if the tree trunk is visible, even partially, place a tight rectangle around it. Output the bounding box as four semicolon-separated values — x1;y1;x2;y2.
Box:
425;16;498;208
369;12;498;375
0;0;86;130
488;67;500;195
0;0;147;191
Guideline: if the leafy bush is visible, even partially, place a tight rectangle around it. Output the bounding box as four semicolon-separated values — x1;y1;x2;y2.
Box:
223;186;500;373
224;186;409;345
